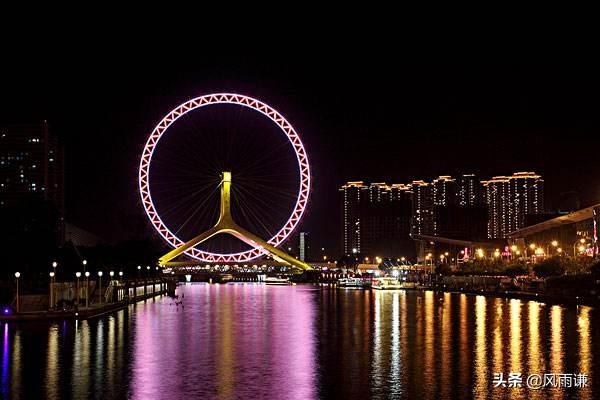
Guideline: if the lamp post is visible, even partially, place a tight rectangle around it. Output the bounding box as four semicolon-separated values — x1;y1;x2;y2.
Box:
75;272;81;306
528;243;536;262
14;272;20;313
98;271;103;304
574;238;586;257
52;260;58;278
82;259;88;273
549;240;559;255
137;265;141;279
49;271;55;310
84;271;90;308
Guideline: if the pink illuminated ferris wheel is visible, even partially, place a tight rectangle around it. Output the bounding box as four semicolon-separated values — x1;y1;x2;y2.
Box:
139;93;311;269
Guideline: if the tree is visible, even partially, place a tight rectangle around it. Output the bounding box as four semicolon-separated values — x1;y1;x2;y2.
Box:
504;263;527;276
591;261;600;276
435;263;453;276
533;257;565;278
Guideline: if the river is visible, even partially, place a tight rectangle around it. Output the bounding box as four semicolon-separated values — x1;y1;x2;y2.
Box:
1;283;597;399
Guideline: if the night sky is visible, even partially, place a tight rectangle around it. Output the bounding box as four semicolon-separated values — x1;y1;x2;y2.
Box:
2;53;599;256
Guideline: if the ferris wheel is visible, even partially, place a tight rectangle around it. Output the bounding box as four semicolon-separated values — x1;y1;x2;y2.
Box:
138;93;311;270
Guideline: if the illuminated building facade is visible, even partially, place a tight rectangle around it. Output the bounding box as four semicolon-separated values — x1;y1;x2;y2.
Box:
299;231;310;262
340;181;367;255
0;121;65;244
340;171;543;255
340;181;413;258
411;180;434;235
361;183;413;259
483;172;544;239
457;174;483;206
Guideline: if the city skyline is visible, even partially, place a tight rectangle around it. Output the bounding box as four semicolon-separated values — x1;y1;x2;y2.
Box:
340;171;545;257
2;59;600;257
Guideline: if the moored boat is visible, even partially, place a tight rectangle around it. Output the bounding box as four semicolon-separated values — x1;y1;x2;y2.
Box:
371;277;403;290
338;277;366;288
265;276;290;285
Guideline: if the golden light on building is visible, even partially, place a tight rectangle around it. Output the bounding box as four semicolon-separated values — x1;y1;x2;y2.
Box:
580;238;586;244
510;245;518;252
529;243;536;250
557;248;563;253
476;248;484;258
551;240;558;247
535;247;544;256
578;245;586;253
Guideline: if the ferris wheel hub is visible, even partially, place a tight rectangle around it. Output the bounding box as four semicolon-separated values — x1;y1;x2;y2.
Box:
158;172;311;271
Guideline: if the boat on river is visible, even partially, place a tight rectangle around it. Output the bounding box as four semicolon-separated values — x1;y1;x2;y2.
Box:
337;277;370;288
371;277;403;290
265;276;290;285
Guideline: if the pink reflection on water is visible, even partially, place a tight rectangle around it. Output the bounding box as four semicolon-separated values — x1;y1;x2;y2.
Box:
131;284;316;400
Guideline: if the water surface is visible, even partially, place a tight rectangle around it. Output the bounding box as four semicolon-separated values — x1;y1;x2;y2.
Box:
1;283;597;399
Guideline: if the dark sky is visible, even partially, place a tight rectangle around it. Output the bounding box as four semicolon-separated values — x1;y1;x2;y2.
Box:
2;53;599;256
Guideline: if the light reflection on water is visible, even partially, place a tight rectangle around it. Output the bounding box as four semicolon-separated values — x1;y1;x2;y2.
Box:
0;284;597;399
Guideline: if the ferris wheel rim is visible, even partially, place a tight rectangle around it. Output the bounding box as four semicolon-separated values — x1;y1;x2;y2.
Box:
139;93;311;263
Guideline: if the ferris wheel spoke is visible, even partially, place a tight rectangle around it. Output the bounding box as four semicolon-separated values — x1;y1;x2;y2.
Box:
141;94;310;263
173;183;222;236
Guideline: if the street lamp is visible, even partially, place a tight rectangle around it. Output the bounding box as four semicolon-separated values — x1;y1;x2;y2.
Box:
84;271;90;308
98;271;102;304
51;261;58;302
119;271;123;277
75;272;81;306
14;272;20;313
574;238;587;256
49;271;55;310
82;259;88;273
110;271;115;279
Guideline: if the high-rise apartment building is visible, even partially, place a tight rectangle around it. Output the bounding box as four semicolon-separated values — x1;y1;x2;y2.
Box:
0;121;65;245
340;171;544;255
432;176;457;207
340;181;413;258
508;171;544;233
0;121;64;211
340;181;367;255
483;172;544;239
361;183;413;259
299;231;310;262
457;174;483;206
410;180;434;236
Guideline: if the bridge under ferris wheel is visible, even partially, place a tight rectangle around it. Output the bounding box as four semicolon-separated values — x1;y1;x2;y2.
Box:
158;172;311;271
139;93;313;273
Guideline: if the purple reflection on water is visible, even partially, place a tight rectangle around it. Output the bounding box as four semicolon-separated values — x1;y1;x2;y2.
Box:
1;324;8;398
131;283;316;400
